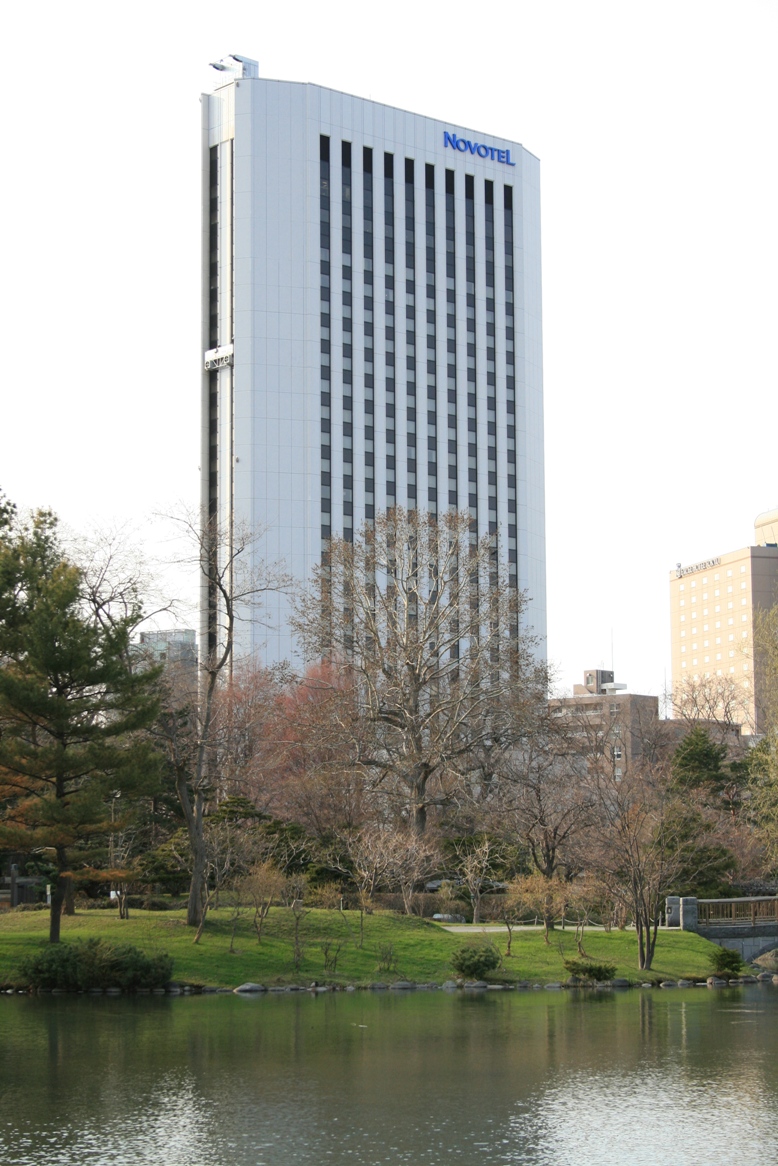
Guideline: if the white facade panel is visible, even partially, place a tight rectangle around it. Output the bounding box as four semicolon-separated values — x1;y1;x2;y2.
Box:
202;73;546;666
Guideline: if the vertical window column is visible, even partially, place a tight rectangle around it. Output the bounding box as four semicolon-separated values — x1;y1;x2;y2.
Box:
208;145;219;523
445;169;457;509
384;153;396;507
425;164;437;515
404;159;417;508
342;141;353;542
319;135;331;544
465;174;477;528
363;147;375;521
207;144;220;658
484;181;497;537
504;186;517;588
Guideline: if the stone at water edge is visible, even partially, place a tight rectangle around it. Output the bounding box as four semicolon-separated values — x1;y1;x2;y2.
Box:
756;972;773;982
611;979;630;988
659;981;677;988
752;949;778;973
442;980;458;991
234;983;267;994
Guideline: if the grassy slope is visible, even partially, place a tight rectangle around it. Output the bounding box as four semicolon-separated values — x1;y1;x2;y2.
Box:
0;908;720;988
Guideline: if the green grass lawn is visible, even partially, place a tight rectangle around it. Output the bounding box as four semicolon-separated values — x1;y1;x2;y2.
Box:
0;907;721;988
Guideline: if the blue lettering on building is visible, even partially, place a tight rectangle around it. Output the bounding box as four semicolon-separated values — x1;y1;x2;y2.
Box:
443;132;516;166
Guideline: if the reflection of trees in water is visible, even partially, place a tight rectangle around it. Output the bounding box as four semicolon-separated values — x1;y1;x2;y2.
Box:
3;993;778;1165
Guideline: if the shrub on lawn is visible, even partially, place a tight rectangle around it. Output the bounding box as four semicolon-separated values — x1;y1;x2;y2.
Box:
19;939;173;991
563;959;617;983
707;947;744;978
126;896;182;911
451;942;501;979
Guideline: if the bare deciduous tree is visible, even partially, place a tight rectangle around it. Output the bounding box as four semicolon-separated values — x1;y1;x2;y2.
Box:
451;837;500;925
485;709;597;882
294;508;547;835
261;664;373;839
242;859;287;943
155;510;288;928
388;832;441;916
672;673;752;740
581;760;692;970
328;826;402;945
504;872;570;945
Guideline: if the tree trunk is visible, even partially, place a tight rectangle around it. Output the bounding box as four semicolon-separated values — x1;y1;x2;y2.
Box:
543;892;555;944
642;909;660;970
63;875;75;916
193;898;210;944
177;775;206;928
412;800;427;836
636;902;654;970
49;875;66;944
187;841;206;928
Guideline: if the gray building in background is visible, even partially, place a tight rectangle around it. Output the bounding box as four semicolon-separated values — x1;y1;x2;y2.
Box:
139;629;197;666
201;55;546;666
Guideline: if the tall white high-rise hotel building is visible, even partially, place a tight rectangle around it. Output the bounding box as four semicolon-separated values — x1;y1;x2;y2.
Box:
201;56;546;664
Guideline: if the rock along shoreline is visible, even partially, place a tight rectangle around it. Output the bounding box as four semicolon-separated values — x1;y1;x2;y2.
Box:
3;972;777;997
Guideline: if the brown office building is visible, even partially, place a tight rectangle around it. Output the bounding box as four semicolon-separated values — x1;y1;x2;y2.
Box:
669;509;778;732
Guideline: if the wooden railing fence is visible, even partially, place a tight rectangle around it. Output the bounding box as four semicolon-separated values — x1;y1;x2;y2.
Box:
697;897;778;927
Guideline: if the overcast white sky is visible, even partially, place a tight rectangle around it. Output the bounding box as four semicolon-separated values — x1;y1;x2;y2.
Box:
2;0;776;697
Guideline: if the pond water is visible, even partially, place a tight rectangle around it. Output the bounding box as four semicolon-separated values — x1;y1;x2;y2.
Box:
1;986;777;1165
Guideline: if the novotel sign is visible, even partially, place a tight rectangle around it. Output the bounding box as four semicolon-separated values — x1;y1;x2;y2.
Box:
443;132;517;166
